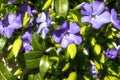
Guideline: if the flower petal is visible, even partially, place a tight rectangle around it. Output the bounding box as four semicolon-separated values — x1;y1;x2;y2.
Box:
4;27;14;38
91;11;110;29
52;30;64;43
91;1;104;15
69;22;80;34
9;14;22;29
20;4;32;15
81;3;92;15
52;21;68;43
22;31;32;42
41;27;49;39
36;22;47;34
8;0;16;4
81;16;91;23
24;43;32;53
111;9;117;20
111;9;120;29
46;10;51;27
69;34;82;45
36;12;46;23
8;13;16;24
0;24;4;36
61;37;73;48
104;49;118;59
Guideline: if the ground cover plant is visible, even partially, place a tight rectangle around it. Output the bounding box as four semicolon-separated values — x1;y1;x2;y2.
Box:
0;0;120;80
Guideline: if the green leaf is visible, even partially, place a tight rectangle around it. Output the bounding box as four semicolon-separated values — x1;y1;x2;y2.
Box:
70;12;78;22
68;72;77;80
55;0;69;18
0;62;16;80
32;33;46;51
23;12;30;28
0;37;7;53
12;36;22;57
62;62;70;72
42;0;52;10
22;51;43;69
93;44;101;55
100;53;105;63
67;44;77;59
39;55;49;78
25;58;41;69
90;37;96;46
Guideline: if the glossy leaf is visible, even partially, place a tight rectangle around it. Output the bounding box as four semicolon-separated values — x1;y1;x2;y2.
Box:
67;43;77;59
0;37;7;53
55;0;69;18
42;0;52;10
0;62;16;80
32;33;46;51
39;55;49;78
62;62;70;72
70;12;78;22
93;44;101;55
12;36;22;57
23;51;43;68
25;58;41;69
68;72;77;80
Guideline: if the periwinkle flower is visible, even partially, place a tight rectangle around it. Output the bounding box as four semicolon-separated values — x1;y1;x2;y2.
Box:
0;13;22;38
52;21;82;48
81;1;110;29
36;10;51;39
22;31;32;52
110;9;120;30
8;0;16;4
104;49;119;59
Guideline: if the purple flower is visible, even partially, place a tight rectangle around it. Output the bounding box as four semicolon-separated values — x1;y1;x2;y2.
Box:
110;9;120;30
0;13;22;38
52;21;82;48
8;0;16;4
104;49;119;59
22;31;32;52
36;10;51;39
81;1;110;29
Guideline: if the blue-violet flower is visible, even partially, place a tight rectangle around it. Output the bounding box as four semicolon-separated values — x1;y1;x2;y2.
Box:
104;49;119;59
36;10;51;39
110;9;120;30
52;21;82;48
81;1;110;29
0;13;22;38
22;31;32;52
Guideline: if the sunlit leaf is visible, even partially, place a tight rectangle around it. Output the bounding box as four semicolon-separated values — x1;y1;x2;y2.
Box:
55;0;69;18
91;37;96;46
67;44;77;59
39;55;49;78
42;0;52;10
70;12;78;22
93;44;101;55
68;72;77;80
12;36;22;57
100;53;105;63
62;62;70;72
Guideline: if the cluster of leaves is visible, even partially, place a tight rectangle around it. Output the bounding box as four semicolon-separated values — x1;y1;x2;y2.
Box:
0;0;120;80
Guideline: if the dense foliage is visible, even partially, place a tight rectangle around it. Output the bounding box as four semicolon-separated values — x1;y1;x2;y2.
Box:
0;0;120;80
